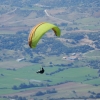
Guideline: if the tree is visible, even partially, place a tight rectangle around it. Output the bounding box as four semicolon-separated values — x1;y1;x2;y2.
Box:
1;74;4;76
12;85;18;90
46;88;57;94
19;83;28;89
35;91;45;96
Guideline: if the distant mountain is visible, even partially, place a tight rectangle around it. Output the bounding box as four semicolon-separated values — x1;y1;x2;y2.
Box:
40;0;100;7
0;0;100;7
0;0;39;7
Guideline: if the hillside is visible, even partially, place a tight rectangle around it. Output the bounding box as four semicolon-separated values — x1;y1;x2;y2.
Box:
0;0;100;100
0;0;100;7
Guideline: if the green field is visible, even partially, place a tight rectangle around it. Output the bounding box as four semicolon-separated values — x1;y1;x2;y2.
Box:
75;17;100;24
84;50;100;57
83;50;100;61
0;64;99;95
72;17;100;30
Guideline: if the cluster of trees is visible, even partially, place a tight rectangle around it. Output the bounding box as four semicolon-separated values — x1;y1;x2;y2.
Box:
29;56;45;63
33;37;94;56
0;34;26;50
55;63;73;67
1;95;27;100
62;33;85;42
87;32;100;49
88;91;100;98
35;88;57;96
66;27;79;31
46;68;65;75
0;31;96;63
88;60;100;69
0;30;99;64
3;90;100;100
12;82;49;90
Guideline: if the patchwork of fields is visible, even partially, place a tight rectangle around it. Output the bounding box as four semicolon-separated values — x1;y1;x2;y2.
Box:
0;61;100;94
0;2;100;99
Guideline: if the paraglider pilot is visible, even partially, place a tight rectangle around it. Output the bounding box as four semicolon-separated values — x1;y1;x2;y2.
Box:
36;67;45;74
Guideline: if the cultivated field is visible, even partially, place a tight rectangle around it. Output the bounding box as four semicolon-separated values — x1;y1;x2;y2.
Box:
0;2;100;99
0;64;100;96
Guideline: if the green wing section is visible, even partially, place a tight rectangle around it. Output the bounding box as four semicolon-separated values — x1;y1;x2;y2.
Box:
28;22;61;48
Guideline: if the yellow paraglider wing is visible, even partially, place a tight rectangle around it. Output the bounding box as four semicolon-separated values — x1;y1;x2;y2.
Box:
28;22;61;48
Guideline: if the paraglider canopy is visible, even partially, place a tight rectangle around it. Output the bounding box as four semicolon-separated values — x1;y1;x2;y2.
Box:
28;22;61;48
